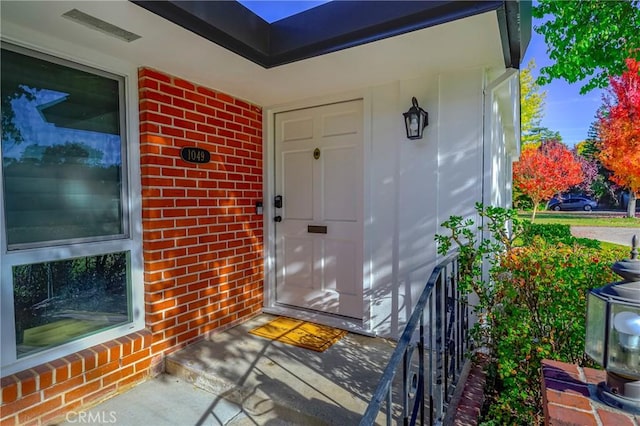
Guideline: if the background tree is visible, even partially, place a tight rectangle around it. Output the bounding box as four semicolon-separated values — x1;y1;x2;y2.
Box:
571;153;599;197
520;59;547;145
575;138;614;204
526;126;562;145
533;0;640;94
576;121;621;207
575;139;597;160
514;125;566;210
597;58;640;217
513;140;584;221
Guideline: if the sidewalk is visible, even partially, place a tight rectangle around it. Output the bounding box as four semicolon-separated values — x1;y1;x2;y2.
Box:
57;374;248;425
58;314;397;426
570;226;638;246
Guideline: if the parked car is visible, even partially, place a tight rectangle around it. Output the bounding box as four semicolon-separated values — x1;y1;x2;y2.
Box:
548;196;598;211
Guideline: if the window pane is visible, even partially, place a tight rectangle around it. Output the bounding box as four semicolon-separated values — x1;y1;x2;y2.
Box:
13;252;131;357
1;47;125;247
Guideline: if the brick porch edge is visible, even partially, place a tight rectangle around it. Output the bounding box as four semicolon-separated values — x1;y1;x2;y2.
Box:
447;353;490;426
541;359;640;425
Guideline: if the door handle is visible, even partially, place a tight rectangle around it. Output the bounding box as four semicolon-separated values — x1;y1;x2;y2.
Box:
274;216;282;222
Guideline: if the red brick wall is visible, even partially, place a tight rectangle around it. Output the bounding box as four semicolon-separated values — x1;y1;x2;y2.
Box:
0;331;152;426
0;68;264;425
138;67;264;353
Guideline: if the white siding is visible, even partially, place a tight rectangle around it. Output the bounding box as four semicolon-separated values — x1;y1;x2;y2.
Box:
366;69;484;337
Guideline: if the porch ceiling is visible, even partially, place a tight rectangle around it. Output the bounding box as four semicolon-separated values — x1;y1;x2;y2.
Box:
0;1;529;106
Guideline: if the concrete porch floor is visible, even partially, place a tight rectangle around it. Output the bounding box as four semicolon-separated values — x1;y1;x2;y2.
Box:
60;314;399;425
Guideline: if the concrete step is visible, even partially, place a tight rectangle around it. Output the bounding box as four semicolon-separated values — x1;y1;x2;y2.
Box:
60;374;250;426
165;314;397;425
166;353;328;425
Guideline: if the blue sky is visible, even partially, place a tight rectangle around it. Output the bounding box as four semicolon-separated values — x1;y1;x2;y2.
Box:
523;17;605;147
238;0;328;22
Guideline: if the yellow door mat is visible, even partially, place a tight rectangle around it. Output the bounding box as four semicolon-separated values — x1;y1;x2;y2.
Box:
249;317;348;352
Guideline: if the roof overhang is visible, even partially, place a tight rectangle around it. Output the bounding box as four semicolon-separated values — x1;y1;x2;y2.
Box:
0;1;530;106
132;0;531;69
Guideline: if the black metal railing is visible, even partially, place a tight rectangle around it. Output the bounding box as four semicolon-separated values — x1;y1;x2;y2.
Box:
360;252;469;425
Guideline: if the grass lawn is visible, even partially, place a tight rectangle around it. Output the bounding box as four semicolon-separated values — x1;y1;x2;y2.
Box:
600;240;630;251
518;211;640;228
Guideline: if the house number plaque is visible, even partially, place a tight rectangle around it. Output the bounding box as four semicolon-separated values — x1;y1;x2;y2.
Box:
180;147;211;164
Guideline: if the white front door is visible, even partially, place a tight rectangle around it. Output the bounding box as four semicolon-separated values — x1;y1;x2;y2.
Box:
274;100;364;319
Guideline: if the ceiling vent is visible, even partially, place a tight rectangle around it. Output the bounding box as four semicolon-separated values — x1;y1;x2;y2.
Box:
62;9;141;42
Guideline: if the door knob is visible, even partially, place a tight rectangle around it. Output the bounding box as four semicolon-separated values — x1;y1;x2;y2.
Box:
274;216;282;222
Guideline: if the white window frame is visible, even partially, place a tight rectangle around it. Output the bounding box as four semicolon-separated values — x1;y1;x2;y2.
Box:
0;42;144;376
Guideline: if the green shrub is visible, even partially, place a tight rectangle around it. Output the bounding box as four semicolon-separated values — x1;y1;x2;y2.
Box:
435;204;523;349
522;221;601;249
522;222;571;243
485;239;622;424
573;237;602;249
436;205;627;425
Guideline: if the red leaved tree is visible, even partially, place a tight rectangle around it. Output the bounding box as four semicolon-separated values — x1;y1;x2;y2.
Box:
597;58;640;217
513;140;585;221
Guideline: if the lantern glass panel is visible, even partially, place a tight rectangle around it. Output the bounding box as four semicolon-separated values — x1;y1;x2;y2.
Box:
405;113;419;139
608;302;640;378
585;291;607;366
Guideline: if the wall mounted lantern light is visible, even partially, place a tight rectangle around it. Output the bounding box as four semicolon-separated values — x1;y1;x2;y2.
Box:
585;235;640;413
403;97;428;140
